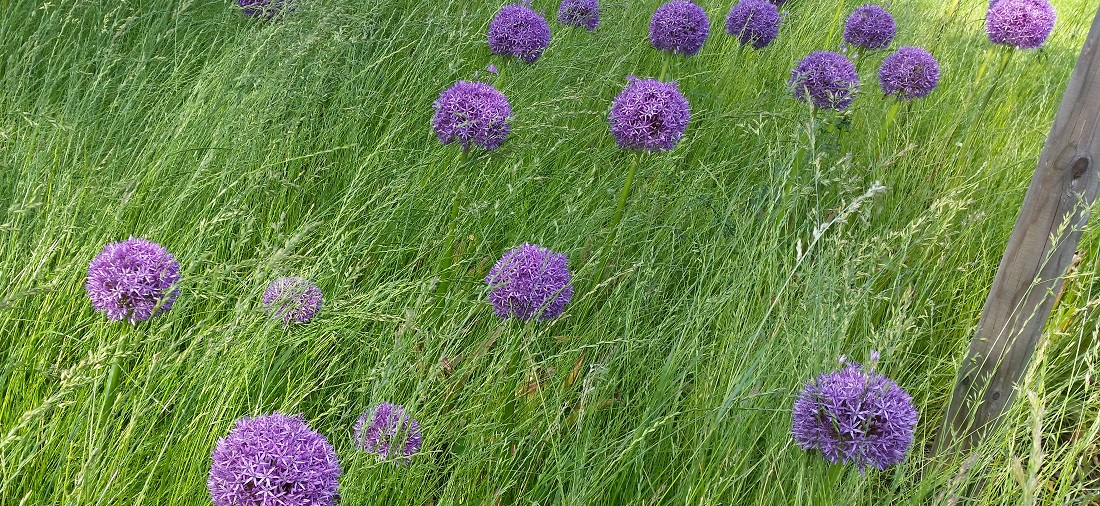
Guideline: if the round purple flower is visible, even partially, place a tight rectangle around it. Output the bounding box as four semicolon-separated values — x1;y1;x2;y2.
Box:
86;237;180;324
557;0;600;31
485;243;573;321
238;0;293;18
791;363;918;472
878;46;940;100
608;77;691;152
843;5;896;50
488;4;552;63
432;81;512;152
355;403;423;463
208;413;341;506
262;276;323;324
789;51;859;111
986;0;1055;49
649;1;710;56
725;0;781;49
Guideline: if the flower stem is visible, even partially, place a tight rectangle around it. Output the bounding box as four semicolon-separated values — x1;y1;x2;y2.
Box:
610;156;641;230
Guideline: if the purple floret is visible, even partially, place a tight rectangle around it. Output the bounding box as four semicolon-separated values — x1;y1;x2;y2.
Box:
432;81;512;152
791;363;918;472
725;0;782;49
649;1;710;56
86;237;180;324
843;5;896;50
488;4;552;63
262;276;323;324
608;77;691;152
558;0;600;31
485;243;573;321
986;0;1055;49
238;0;293;18
878;46;940;100
789;51;859;111
355;403;423;463
208;413;341;506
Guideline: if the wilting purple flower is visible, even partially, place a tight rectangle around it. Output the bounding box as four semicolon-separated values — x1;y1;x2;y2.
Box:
208;413;341;506
86;237;180;324
986;0;1055;49
608;77;691;152
843;5;896;50
558;0;600;30
485;243;573;321
432;81;512;151
488;4;552;63
791;363;918;472
790;51;859;111
355;403;423;463
238;0;293;18
725;0;781;49
878;46;940;99
649;1;710;56
487;64;499;74
262;276;323;324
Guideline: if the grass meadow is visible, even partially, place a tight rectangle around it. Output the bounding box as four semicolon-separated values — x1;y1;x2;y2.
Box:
2;0;1100;503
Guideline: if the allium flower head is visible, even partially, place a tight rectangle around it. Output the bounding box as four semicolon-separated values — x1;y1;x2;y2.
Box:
238;0;293;18
986;0;1055;49
86;237;180;323
843;5;896;50
262;276;323;324
208;413;341;506
725;0;782;49
355;403;423;463
557;0;600;30
649;1;710;56
878;46;940;100
432;81;512;152
608;77;691;152
485;243;573;321
488;4;552;63
791;363;918;472
790;51;859;111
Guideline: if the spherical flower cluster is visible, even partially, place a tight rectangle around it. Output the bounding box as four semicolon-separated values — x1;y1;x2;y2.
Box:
208;413;341;506
878;46;940;100
608;77;691;152
557;0;600;31
789;51;859;111
649;1;710;56
355;403;423;463
986;0;1056;49
238;0;293;18
485;243;574;321
262;276;323;324
725;0;782;49
432;81;513;152
843;5;896;50
86;237;180;324
488;4;552;63
791;363;918;472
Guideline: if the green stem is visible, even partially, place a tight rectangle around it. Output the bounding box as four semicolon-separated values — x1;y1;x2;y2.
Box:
97;330;130;430
659;55;670;82
610;156;640;230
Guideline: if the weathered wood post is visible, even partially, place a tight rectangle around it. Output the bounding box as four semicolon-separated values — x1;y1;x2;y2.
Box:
938;6;1100;454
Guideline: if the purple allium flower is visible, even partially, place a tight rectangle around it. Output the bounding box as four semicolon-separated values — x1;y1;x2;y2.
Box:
238;0;293;18
208;413;341;506
878;46;940;100
432;81;512;152
354;403;423;463
488;4;552;63
262;276;323;324
791;363;918;472
649;1;710;56
725;0;782;49
986;0;1055;49
557;0;600;30
86;237;180;324
485;243;573;321
843;5;896;50
608;77;691;152
789;51;859;111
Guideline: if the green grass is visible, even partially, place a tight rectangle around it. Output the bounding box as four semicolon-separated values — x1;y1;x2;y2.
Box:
2;0;1099;503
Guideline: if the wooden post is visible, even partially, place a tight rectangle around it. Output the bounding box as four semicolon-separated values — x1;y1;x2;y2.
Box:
938;6;1100;454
